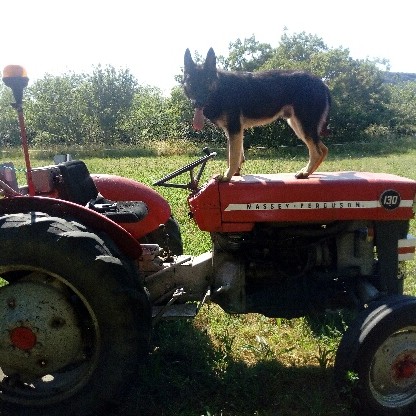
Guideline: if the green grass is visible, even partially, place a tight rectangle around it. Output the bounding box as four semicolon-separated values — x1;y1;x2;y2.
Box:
2;136;416;415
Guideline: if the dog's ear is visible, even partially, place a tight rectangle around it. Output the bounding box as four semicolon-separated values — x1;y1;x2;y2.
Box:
184;48;195;72
204;48;216;72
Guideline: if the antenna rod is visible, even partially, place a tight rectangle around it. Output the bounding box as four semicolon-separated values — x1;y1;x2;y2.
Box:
2;65;35;196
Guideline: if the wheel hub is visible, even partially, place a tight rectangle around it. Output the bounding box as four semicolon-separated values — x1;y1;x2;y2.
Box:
393;354;416;381
370;327;416;407
0;277;84;382
9;326;37;351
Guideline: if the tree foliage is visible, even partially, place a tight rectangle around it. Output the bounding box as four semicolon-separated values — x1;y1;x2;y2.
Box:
266;31;328;67
120;85;171;144
387;81;416;135
85;65;137;144
25;73;88;145
253;31;394;144
0;85;20;147
0;32;414;149
222;35;273;72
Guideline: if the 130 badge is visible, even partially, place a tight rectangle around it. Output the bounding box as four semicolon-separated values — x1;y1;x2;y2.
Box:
380;189;401;210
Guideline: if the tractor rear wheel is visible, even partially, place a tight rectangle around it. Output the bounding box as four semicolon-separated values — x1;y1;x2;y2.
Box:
334;295;416;416
0;212;152;416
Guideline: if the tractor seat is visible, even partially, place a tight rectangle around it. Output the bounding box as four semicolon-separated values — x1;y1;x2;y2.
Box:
56;160;148;223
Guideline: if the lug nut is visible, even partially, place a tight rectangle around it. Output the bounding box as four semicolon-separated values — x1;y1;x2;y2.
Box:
38;359;47;367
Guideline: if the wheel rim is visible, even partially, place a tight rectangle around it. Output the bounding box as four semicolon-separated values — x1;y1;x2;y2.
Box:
369;325;416;408
0;266;100;406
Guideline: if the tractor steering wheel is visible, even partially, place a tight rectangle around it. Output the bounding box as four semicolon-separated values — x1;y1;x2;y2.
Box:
153;148;217;191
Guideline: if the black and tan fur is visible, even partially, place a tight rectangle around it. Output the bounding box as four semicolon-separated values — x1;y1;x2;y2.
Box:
183;48;331;180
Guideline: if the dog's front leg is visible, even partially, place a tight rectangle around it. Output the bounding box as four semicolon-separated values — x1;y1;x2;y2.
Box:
222;131;244;181
235;150;245;176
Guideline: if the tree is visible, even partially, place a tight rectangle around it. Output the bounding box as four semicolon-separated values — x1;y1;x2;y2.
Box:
166;86;194;139
258;32;393;142
83;65;137;145
23;66;139;147
0;85;21;147
25;73;88;146
222;35;273;71
387;81;416;135
326;57;392;139
120;85;170;144
263;30;328;70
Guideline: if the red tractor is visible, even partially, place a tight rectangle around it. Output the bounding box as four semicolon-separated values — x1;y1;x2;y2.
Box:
1;66;416;416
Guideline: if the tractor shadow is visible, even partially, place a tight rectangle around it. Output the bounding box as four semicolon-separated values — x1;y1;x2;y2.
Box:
108;317;353;416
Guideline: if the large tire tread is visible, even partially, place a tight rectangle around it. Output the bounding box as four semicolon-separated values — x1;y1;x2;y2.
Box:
0;212;151;416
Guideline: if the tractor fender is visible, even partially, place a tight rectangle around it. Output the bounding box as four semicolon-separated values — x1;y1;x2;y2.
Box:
0;196;142;260
91;174;172;239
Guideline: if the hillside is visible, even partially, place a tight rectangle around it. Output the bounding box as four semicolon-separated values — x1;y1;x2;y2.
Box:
383;71;416;83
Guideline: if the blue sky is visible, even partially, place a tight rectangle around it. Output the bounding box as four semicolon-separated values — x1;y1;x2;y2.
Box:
1;0;415;93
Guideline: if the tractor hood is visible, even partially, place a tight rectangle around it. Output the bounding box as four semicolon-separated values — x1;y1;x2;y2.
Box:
188;172;416;233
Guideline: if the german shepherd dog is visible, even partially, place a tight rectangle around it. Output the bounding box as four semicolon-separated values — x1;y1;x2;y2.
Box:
183;48;331;181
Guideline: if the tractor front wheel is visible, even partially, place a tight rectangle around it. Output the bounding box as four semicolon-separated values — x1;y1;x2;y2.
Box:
335;295;416;416
0;212;151;416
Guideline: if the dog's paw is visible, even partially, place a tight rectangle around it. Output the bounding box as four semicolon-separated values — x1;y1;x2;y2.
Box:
215;174;231;182
220;169;233;181
295;169;310;179
234;167;243;176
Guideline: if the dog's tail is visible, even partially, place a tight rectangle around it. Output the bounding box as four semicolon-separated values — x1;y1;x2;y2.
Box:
319;89;331;137
320;121;331;137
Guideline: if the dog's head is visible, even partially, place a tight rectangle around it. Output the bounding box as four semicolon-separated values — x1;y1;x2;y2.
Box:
183;48;218;109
